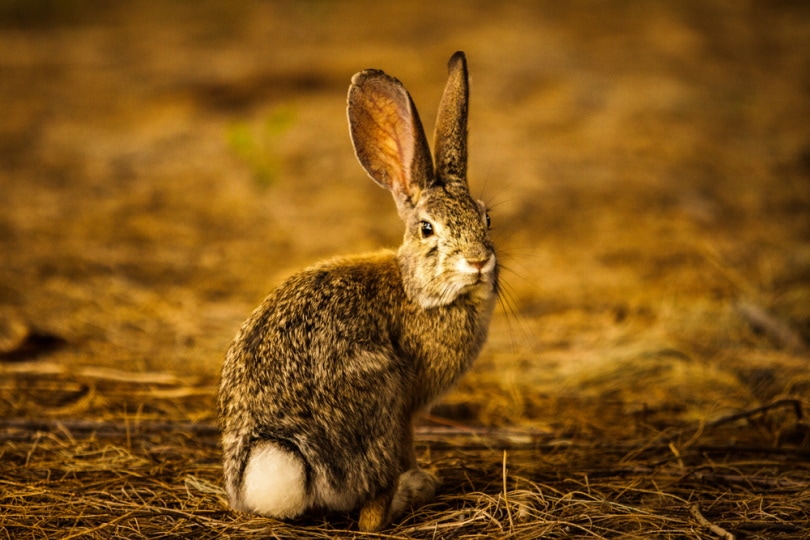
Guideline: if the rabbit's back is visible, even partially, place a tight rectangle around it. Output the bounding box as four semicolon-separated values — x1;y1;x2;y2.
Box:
219;251;412;507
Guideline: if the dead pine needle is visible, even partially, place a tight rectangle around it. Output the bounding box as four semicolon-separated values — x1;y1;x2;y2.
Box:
689;503;735;540
706;398;804;429
735;301;807;352
667;442;685;474
502;449;514;531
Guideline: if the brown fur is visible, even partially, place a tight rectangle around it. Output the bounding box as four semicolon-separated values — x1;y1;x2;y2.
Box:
218;52;498;531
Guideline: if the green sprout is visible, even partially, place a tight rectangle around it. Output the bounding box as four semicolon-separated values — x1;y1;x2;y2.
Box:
226;104;297;187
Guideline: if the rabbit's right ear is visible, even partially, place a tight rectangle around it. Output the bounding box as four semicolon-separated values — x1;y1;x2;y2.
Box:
348;70;435;215
434;51;469;185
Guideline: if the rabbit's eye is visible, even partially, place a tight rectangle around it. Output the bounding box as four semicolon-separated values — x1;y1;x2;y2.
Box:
420;221;434;238
485;212;491;229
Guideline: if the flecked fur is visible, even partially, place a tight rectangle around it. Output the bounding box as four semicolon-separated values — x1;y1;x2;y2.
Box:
218;51;498;532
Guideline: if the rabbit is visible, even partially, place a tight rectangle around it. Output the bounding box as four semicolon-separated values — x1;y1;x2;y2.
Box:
218;51;498;532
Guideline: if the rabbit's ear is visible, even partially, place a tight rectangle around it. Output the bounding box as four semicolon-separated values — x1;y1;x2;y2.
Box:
433;51;469;186
348;70;435;214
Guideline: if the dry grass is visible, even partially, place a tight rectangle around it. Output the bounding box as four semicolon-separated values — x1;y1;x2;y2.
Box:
1;0;809;538
2;406;808;539
1;369;808;539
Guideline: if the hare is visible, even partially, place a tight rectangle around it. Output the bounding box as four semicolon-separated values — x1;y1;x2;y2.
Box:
218;51;498;532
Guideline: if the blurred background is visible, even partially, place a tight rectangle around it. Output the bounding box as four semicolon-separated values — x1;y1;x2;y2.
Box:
1;0;808;430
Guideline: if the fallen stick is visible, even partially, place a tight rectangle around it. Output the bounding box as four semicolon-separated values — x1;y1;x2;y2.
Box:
689;502;735;540
705;398;803;428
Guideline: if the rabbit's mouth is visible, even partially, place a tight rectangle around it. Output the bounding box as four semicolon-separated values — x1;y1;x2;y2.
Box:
419;267;497;308
467;273;496;290
457;267;497;293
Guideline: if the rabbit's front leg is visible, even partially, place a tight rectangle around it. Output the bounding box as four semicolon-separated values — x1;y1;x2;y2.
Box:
390;468;439;522
389;420;439;522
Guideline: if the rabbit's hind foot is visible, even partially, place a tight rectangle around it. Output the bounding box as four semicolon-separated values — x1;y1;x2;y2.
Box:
359;469;438;531
358;487;396;532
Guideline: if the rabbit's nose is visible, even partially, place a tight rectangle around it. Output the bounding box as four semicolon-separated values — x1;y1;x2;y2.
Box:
465;253;495;273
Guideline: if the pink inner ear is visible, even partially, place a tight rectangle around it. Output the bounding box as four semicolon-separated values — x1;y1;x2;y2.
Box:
374;82;417;198
381;101;413;187
396;89;416;174
350;79;419;202
391;114;414;199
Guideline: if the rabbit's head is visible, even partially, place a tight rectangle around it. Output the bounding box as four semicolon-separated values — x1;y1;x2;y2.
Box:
348;52;497;308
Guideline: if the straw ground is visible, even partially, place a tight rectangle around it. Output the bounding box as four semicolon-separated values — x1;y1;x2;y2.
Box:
2;1;809;538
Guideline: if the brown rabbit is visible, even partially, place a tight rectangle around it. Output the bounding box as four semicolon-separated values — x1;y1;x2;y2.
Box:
218;51;498;532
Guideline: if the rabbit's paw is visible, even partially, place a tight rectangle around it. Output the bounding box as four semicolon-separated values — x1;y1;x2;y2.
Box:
358;488;395;532
390;468;440;520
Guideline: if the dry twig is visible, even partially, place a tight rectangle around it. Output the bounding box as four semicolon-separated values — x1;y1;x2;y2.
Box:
689;503;735;540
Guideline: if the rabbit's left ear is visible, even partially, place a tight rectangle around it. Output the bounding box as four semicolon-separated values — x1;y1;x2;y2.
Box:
348;69;435;215
433;51;469;186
